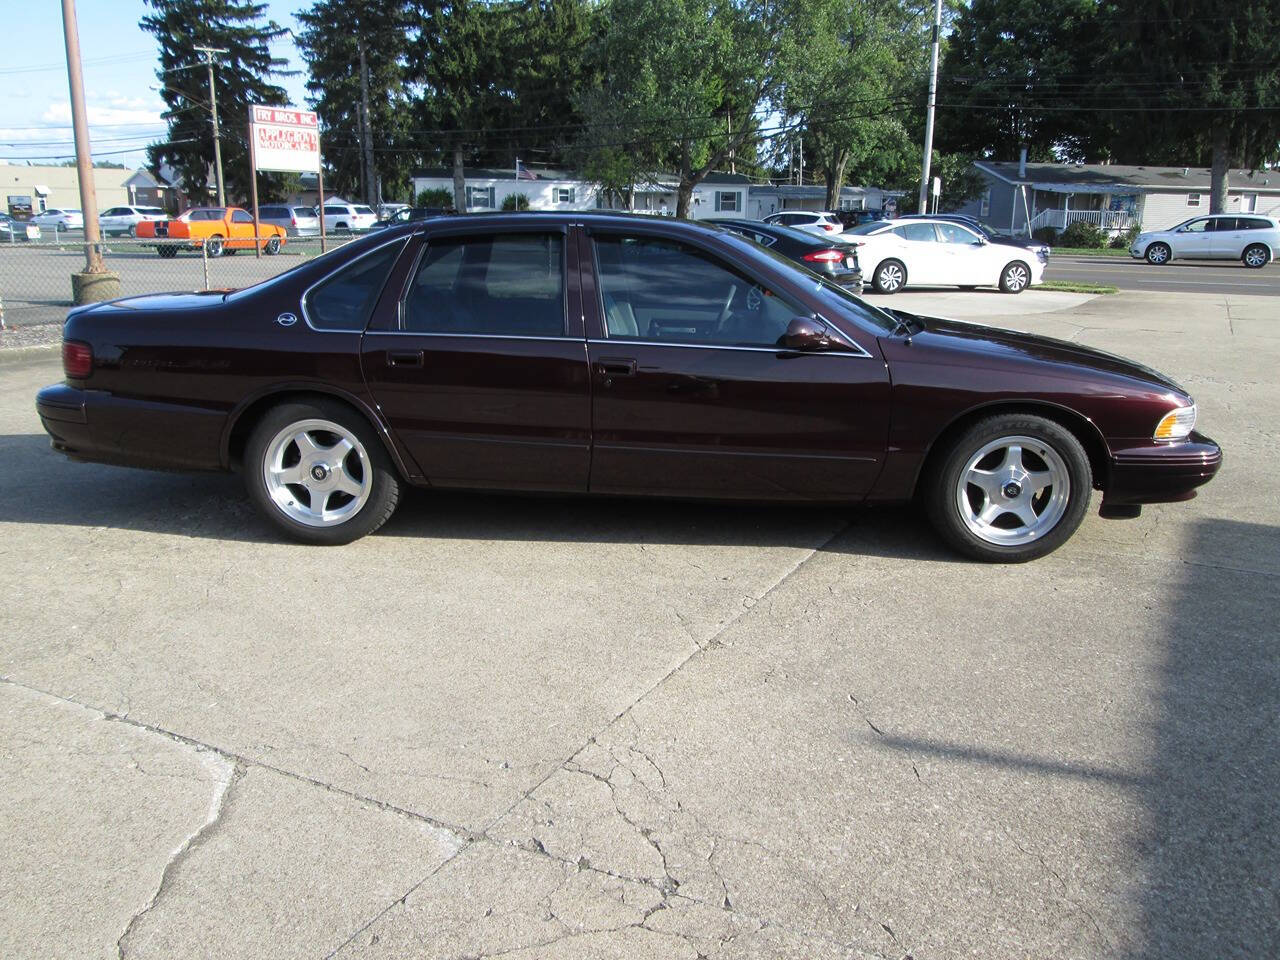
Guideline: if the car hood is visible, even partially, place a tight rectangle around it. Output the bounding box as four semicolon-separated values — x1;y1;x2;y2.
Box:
887;311;1188;394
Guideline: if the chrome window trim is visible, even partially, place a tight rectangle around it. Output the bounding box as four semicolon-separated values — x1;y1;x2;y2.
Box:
299;236;410;332
365;331;575;343
586;337;871;358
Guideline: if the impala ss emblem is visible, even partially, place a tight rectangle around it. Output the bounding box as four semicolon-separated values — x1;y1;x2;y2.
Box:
275;312;298;327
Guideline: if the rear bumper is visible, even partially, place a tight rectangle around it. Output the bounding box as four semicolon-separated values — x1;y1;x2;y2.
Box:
37;383;226;472
1102;432;1222;505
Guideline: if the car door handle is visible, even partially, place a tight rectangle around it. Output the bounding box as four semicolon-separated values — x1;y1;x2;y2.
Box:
595;358;637;377
387;350;423;368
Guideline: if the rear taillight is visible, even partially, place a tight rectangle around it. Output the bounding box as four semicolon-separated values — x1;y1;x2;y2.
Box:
63;339;93;379
804;249;845;263
291;216;297;225
822;224;838;232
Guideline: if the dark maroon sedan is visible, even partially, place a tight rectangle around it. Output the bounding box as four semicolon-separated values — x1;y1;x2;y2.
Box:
36;213;1220;561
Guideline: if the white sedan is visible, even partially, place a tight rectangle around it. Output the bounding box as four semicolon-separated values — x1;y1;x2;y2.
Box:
845;218;1045;294
32;208;84;232
99;205;168;237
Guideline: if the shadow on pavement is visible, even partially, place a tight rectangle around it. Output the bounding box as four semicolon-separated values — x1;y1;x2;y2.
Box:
872;517;1280;958
3;431;957;560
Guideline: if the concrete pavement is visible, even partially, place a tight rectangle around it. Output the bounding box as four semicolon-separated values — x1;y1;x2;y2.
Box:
1;289;1277;958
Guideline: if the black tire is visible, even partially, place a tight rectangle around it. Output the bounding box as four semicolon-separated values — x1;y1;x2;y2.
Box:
127;224;137;238
872;259;906;294
157;244;178;259
999;260;1032;293
244;398;401;545
264;236;281;255
336;222;350;233
1145;242;1171;265
925;413;1092;562
1242;243;1270;269
205;235;224;258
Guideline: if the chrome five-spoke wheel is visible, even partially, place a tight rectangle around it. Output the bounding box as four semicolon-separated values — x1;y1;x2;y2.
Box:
263;419;371;526
927;414;1092;562
245;399;400;544
955;436;1069;545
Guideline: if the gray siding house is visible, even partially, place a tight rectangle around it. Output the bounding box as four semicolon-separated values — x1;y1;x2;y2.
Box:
959;160;1280;236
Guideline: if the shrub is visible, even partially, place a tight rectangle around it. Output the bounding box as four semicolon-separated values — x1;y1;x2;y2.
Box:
1032;226;1059;245
501;192;530;211
415;187;454;208
1058;219;1108;248
1110;224;1141;249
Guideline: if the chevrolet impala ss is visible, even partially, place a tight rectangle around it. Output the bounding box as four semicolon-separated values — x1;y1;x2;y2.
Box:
36;213;1221;561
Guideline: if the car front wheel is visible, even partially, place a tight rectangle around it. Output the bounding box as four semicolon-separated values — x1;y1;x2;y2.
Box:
873;259;906;294
264;236;281;254
244;399;401;545
1145;242;1171;264
999;261;1031;293
1242;243;1270;268
926;414;1092;562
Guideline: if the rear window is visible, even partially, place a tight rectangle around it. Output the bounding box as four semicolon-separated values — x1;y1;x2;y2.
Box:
304;241;405;331
355;206;375;215
139;207;165;215
1241;218;1273;230
323;206;346;215
848;221;892;236
293;207;314;217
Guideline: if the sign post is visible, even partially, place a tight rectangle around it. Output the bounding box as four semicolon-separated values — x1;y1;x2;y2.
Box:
248;105;323;256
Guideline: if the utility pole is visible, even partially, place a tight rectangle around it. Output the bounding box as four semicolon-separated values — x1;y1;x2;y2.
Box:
61;0;119;303
194;45;229;206
357;38;376;208
917;0;942;215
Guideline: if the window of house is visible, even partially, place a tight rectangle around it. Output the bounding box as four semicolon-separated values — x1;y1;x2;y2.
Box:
556;187;575;204
1187;193;1202;207
404;233;565;337
593;234;804;349
304;241;404;331
465;186;495;209
714;191;740;212
980;188;991;218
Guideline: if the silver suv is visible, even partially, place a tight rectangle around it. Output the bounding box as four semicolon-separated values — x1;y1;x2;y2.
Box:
1131;214;1279;267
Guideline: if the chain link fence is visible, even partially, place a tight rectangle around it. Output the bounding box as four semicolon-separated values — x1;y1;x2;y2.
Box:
0;233;357;331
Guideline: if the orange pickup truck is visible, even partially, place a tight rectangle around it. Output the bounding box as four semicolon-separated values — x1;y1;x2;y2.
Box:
137;206;287;258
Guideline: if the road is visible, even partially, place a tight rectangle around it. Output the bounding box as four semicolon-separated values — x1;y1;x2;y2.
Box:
1046;253;1280;294
2;289;1277;958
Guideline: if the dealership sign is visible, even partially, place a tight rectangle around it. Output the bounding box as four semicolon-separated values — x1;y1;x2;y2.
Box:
250;106;321;174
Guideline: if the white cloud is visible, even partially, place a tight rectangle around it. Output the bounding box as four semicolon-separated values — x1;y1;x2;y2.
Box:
41;98;164;128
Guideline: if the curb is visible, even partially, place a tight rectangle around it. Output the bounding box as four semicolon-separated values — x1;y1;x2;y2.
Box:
0;343;60;366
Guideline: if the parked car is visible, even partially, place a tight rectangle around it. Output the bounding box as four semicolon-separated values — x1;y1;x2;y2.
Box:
136;207;287;257
835;209;888;230
1130;214;1278;267
36;213;1219;562
378;202;409;219
257;204;321;238
707;217;863;292
0;212;40;242
763;210;845;236
897;213;1051;263
845;218;1044;294
32;208;83;232
99;205;167;237
319;202;378;233
369;206;452;231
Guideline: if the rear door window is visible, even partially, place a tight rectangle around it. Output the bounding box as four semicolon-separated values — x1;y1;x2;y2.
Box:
404;233;566;337
304;242;404;331
895;223;938;242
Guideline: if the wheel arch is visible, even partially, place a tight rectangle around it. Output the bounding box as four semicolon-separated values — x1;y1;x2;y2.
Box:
221;384;416;481
913;399;1111;498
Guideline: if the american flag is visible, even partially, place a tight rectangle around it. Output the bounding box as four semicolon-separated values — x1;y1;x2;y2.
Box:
515;158;538;181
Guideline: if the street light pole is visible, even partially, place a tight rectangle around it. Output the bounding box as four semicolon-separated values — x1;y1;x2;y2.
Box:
194;45;229;206
917;0;942;215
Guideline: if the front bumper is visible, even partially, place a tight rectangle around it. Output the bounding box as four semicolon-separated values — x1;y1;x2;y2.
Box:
1102;432;1222;506
1129;246;1144;259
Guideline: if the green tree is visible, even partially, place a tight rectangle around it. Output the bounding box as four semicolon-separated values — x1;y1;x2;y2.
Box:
1098;1;1280;211
142;0;292;203
296;0;414;204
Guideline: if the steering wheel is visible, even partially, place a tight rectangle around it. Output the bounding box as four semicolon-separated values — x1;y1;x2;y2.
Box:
712;284;737;330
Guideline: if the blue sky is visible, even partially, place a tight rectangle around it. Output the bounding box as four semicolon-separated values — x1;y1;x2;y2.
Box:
0;1;311;169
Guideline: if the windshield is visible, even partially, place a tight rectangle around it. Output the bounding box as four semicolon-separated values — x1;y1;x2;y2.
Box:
847;221;892;236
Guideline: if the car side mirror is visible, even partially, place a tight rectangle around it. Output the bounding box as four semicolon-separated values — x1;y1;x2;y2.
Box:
782;316;840;352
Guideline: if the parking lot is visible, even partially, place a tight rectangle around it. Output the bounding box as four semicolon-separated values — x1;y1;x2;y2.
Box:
2;285;1277;958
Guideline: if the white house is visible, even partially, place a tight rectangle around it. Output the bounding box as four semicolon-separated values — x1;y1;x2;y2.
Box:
961;159;1280;236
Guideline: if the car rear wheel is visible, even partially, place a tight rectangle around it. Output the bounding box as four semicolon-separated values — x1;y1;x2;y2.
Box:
127;224;137;237
205;235;224;258
1242;243;1270;268
999;261;1031;293
245;400;400;545
926;414;1092;562
336;222;350;233
1145;242;1171;265
873;259;906;294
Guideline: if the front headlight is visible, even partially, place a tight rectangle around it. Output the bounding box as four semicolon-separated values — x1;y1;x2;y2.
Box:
1154;403;1196;441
